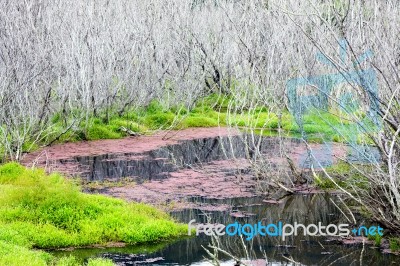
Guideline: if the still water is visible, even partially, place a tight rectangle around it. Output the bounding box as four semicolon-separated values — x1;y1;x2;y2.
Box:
52;135;395;265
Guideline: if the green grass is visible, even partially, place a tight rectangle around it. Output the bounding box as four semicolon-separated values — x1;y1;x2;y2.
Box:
181;116;219;127
390;238;400;251
1;93;378;163
0;163;187;265
368;233;382;247
24;93;376;146
86;124;122;140
0;241;52;266
79;102;371;144
313;174;341;189
311;162;374;191
0;241;115;266
325;162;371;190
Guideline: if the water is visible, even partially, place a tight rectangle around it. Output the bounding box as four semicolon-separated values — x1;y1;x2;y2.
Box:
51;135;396;265
61;135;313;182
51;194;399;265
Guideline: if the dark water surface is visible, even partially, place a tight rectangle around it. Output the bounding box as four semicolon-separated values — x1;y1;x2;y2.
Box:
65;135;288;182
51;194;400;265
51;136;395;265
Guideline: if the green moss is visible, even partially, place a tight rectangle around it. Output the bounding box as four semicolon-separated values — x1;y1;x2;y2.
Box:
86;124;122;140
51;113;62;124
254;106;268;113
325;162;371;190
182;116;219;128
5;93;379;164
191;105;214;114
390;238;400;251
332;135;347;142
0;162;25;183
0;243;116;266
253;112;279;128
55;256;81;266
325;162;352;175
21;141;40;153
289;109;379;143
252;129;280;138
92;118;102;125
199;93;231;111
145;100;166;114
313;174;339;189
223;111;279;129
0;241;52;266
144;113;176;129
368;233;382;247
0;163;186;264
303;124;333;135
169;105;188;115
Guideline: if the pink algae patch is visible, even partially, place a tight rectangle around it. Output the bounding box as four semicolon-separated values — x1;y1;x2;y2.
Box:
21;127;239;162
20;127;239;175
19;127;350;210
106;158;255;206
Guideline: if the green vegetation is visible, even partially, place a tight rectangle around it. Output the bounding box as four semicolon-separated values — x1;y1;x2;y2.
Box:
325;162;371;190
43;94;369;145
313;174;341;189
0;163;186;265
313;162;372;191
0;241;52;266
0;241;115;266
50;239;188;265
0;93;380;263
368;233;382;247
390;238;400;252
0;93;374;163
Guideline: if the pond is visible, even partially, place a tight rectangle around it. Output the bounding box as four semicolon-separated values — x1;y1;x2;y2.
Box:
48;133;395;265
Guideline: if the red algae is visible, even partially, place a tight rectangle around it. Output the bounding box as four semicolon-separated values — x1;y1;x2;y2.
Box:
20;127;350;210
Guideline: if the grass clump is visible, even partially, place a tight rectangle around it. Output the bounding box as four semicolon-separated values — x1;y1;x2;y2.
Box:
143;113;176;129
0;162;186;264
368;233;382;247
313;175;338;189
0;241;115;266
0;240;52;266
390;238;400;251
198;93;231;111
85;124;123;140
181;116;219;128
325;162;370;190
14;93;375;159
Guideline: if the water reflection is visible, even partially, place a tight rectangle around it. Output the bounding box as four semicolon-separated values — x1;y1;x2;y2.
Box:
61;135;380;183
52;135;391;265
52;194;400;265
